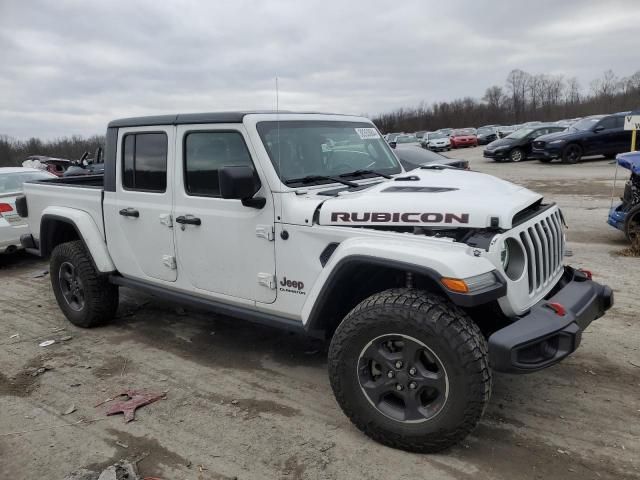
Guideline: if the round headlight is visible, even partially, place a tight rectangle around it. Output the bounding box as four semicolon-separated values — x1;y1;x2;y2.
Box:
501;238;526;281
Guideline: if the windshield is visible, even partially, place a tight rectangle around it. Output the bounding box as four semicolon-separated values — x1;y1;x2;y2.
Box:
257;121;402;184
571;117;602;131
477;127;493;135
0;171;53;194
428;132;447;140
395;135;417;144
506;128;536;139
452;129;475;136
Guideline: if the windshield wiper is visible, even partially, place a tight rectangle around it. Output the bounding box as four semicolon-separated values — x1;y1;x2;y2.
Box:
284;175;358;188
339;169;392;179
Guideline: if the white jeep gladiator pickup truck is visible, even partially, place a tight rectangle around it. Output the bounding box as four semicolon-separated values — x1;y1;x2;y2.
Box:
17;112;613;452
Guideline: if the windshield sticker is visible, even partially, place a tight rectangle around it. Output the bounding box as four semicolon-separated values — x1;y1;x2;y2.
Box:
355;128;380;140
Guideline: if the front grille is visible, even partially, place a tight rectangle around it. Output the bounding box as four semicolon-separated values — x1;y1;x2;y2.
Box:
518;209;564;294
533;141;545;149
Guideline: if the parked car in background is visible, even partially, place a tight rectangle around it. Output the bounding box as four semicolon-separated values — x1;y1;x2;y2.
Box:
422;132;451;151
385;133;403;143
532;112;635;163
437;128;453;137
22;155;71;176
476;126;500;145
484;124;566;162
391;134;420;147
0;167;56;253
497;125;516;138
449;128;478;148
608;151;640;241
414;130;428;139
393;145;469;171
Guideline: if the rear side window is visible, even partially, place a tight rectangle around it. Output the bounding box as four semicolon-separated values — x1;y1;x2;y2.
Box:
122;133;168;192
597;117;617;130
614;116;625;128
184;131;254;197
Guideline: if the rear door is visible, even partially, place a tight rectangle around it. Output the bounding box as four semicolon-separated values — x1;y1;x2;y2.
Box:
103;126;177;282
589;116;617;155
173;124;276;303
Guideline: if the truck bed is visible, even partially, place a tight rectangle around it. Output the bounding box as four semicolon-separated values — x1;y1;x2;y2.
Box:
22;174;106;239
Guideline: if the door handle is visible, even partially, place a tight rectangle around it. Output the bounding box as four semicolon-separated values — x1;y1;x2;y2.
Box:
119;208;139;218
175;215;201;226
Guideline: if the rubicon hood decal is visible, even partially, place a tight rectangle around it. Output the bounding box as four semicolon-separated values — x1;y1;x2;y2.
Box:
318;168;542;229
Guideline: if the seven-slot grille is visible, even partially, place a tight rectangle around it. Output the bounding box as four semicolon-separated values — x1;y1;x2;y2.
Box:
518;209;564;294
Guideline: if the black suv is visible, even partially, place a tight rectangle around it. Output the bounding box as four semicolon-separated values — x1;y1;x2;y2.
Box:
532;112;635;163
483;124;566;162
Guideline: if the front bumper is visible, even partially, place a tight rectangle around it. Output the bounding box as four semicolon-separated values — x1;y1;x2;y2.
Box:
483;149;508;159
531;146;562;160
607;202;626;231
488;267;613;373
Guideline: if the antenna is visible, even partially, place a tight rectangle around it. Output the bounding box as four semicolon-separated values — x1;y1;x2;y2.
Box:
276;76;283;220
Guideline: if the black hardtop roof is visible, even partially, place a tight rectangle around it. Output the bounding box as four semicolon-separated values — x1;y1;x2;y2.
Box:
108;111;350;128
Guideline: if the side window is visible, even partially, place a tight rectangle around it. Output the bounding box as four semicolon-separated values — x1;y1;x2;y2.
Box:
122;133;167;192
597;117;616;130
614;116;625;129
184;131;254;197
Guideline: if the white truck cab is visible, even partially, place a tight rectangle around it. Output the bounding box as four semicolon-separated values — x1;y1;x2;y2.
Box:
17;112;612;453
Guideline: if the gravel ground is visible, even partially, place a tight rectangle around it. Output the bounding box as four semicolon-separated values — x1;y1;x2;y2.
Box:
1;147;639;479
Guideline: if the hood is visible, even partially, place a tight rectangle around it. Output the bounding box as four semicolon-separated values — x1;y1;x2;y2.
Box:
451;135;475;140
486;138;515;149
315;168;542;229
617;151;640;173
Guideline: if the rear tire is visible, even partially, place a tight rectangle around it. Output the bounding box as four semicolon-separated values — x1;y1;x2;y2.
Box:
328;288;491;453
562;144;582;164
50;241;119;328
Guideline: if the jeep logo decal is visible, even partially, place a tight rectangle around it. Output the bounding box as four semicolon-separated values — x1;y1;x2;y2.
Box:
330;212;470;224
279;276;306;295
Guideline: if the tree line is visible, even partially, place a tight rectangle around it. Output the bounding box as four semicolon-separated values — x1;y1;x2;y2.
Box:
0;135;105;168
373;69;640;133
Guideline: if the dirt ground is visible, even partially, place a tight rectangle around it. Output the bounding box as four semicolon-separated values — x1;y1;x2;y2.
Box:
1;148;639;479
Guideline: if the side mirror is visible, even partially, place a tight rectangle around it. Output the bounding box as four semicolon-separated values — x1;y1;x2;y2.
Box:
219;165;264;208
389;141;397;149
593;125;605;133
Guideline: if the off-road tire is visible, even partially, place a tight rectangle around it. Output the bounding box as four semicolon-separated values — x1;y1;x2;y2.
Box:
624;205;640;243
328;288;491;453
50;240;119;327
562;143;582;164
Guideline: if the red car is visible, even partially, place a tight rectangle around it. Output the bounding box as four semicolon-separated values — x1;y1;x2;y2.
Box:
449;129;478;149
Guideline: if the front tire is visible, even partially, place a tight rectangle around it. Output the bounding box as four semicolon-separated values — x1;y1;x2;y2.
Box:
50;241;119;327
328;289;491;453
562;144;582;164
509;148;525;162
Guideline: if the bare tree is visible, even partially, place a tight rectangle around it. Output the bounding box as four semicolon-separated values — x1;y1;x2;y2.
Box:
506;69;530;122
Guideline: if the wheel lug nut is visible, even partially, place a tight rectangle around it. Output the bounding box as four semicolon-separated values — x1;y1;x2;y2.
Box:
409;367;417;375
395;361;403;369
395;384;403;391
387;371;395;378
409;381;417;390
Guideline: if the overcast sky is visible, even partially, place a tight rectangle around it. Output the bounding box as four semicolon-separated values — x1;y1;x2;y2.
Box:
1;0;639;139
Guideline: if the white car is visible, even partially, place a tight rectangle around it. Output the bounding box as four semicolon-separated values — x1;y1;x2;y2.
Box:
0;167;56;253
425;132;451;151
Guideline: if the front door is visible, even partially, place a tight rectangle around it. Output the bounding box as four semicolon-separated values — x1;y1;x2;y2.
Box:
104;126;177;282
173;124;276;303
